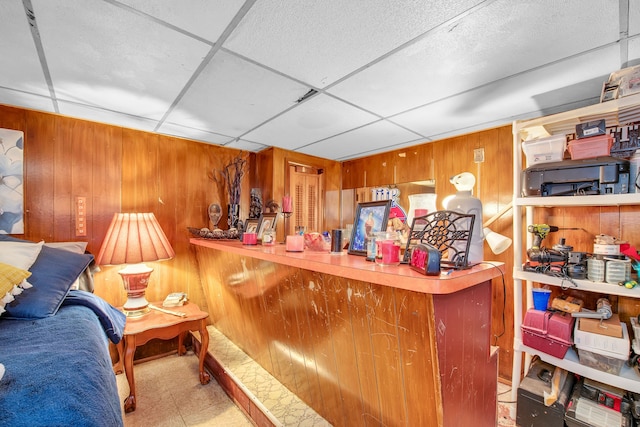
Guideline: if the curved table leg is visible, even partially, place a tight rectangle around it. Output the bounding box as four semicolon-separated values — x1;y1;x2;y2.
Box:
113;340;124;375
178;331;187;356
198;320;211;385
123;336;137;413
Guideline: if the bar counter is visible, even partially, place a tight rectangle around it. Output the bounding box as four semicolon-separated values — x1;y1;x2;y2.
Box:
191;238;502;294
191;238;504;427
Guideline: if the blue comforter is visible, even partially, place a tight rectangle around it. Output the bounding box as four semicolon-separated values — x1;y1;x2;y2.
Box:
0;294;125;427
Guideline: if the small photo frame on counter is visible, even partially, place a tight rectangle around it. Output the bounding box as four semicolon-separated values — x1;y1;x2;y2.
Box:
257;213;277;240
348;200;391;256
245;218;259;234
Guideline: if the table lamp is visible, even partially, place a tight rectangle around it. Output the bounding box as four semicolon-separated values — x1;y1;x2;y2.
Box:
96;213;175;317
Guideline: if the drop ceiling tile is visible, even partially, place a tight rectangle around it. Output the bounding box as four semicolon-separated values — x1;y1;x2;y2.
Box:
629;0;640;36
298;120;423;160
32;0;211;120
58;100;159;132
242;94;378;150
629;39;640;66
0;88;56;114
116;0;245;42
164;50;309;136
225;139;269;152
224;0;485;88
329;0;620;117
392;46;618;139
0;1;49;96
157;122;234;145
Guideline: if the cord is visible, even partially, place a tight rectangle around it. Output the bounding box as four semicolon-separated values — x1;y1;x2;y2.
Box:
479;261;507;345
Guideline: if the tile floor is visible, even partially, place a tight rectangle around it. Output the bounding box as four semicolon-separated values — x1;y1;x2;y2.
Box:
116;326;518;426
116;354;252;426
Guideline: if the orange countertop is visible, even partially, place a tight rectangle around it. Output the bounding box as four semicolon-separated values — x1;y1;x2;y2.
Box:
190;238;504;295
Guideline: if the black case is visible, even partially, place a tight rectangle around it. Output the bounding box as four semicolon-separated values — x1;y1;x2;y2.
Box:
516;359;576;427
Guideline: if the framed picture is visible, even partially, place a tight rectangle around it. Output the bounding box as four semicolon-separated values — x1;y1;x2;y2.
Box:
257;212;277;240
348;200;391;256
245;218;259;234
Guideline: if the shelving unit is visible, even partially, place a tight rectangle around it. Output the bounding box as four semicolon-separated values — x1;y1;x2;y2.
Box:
511;93;640;402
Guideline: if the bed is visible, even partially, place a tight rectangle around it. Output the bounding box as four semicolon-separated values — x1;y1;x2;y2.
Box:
0;235;125;427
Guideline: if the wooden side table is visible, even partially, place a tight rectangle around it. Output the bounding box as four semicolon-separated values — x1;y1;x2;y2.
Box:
114;302;211;413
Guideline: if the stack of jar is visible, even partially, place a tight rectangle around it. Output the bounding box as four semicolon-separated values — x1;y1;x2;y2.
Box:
586;237;632;284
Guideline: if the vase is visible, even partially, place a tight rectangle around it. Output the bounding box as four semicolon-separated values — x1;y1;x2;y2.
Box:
227;204;240;229
407;193;437;226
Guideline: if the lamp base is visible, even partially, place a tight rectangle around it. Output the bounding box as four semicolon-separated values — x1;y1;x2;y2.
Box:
118;264;154;318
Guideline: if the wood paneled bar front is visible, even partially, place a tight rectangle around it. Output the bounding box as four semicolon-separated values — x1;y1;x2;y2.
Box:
191;238;503;427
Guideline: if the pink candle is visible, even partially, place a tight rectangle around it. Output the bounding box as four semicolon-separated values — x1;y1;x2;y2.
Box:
283;195;293;213
242;232;257;245
414;208;429;217
380;240;400;265
286;235;304;252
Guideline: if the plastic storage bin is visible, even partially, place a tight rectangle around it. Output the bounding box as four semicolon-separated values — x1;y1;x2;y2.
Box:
574;322;629;375
521;309;574;358
567;134;613;160
522;134;567;166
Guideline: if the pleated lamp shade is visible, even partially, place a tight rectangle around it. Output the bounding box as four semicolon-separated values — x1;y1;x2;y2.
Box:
97;213;175;265
96;213;175;317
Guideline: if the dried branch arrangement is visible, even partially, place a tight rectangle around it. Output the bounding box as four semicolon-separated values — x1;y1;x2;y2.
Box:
211;152;246;205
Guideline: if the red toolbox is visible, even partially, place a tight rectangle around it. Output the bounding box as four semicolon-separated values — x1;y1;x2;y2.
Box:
522;308;574;359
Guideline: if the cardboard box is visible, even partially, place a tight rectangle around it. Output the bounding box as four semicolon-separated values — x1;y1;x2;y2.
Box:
551;295;584;313
577;313;623;338
575;320;629;354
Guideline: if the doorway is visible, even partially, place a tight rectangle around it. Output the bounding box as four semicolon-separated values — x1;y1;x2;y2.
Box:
288;164;324;235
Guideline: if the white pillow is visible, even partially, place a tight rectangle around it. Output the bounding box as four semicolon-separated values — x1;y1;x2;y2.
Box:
44;241;88;254
0;363;4;381
0;240;44;270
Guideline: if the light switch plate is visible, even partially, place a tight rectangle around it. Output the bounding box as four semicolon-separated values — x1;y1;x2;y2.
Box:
474;148;485;163
75;196;86;236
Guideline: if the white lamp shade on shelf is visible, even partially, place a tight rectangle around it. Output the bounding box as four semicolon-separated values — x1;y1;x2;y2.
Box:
483;227;512;255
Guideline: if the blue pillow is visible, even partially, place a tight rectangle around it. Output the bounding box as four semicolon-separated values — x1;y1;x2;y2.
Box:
0;235;93;319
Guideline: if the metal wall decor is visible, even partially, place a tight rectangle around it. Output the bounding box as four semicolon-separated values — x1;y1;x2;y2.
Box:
402;210;476;270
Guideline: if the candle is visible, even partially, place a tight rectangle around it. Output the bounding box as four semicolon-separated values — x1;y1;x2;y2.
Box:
283;195;292;213
242;232;257;245
286;235;304;252
381;241;400;264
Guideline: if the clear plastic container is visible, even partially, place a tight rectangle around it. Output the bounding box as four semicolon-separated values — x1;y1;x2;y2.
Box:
587;258;605;282
604;257;631;284
522;134;567;166
374;231;402;266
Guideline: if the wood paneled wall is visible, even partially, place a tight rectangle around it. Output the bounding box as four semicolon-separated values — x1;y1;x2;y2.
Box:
0;104;252;315
341;127;515;380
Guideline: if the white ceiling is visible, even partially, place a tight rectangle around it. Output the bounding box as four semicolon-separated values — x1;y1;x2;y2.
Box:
1;0;639;160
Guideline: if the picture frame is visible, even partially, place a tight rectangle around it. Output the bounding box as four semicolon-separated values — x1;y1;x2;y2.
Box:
245;218;259;234
348;200;391;256
257;212;277;240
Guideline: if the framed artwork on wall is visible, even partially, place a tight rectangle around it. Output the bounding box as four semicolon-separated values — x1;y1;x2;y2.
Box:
0;128;24;234
348;200;391;256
